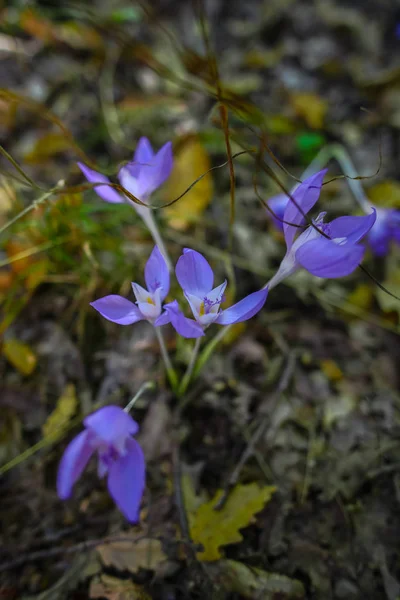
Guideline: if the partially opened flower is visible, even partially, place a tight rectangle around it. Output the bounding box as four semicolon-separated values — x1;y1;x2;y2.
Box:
155;249;268;337
91;245;169;325
57;406;145;523
268;169;376;289
78;138;173;266
77;137;173;207
367;207;400;257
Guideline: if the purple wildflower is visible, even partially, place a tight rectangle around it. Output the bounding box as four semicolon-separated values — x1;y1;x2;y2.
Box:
77;137;173;206
367;207;400;257
57;406;145;523
268;169;376;288
154;249;268;337
90;245;169;325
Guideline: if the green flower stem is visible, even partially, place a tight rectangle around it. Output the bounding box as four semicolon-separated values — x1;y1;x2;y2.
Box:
124;381;156;413
178;337;202;397
155;327;179;392
135;204;173;272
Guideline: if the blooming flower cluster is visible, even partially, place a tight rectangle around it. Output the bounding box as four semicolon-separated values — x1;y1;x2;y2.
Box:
91;245;269;337
59;141;381;523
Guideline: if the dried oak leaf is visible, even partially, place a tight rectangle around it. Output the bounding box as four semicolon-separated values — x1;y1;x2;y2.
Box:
97;536;167;574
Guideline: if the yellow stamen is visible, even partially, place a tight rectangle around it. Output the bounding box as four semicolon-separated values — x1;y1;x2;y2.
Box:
147;296;155;305
199;302;205;316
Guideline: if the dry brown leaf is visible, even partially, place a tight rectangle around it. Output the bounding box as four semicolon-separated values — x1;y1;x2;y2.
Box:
90;574;151;600
97;537;167;574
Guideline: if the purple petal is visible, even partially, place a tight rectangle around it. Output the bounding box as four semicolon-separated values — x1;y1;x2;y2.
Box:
147;141;173;192
176;249;214;296
284;169;328;250
216;288;269;325
107;438;145;523
296;238;365;278
390;210;400;244
328;210;376;244
131;137;154;176
77;162;123;204
161;300;204;338
121;140;173;200
118;166;145;202
57;430;94;500
134;137;154;161
268;193;288;231
84;406;139;445
154;310;171;327
145;245;170;300
90;295;143;325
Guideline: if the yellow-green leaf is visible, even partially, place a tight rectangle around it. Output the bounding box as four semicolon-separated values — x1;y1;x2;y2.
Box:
290;92;328;129
3;339;37;375
42;384;77;439
367;180;400;209
24;133;72;164
163;135;213;230
189;483;276;561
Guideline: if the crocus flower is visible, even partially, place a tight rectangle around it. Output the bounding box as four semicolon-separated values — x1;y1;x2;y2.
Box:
78;138;173;267
367;207;400;257
155;249;268;337
91;245;169;325
57;405;145;523
268;170;376;289
77;137;173;207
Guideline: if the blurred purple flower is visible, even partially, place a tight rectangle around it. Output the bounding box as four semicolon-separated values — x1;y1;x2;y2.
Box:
57;406;145;523
154;249;268;337
77;137;173;206
91;245;169;325
268;169;376;288
267;193;289;231
367;207;400;257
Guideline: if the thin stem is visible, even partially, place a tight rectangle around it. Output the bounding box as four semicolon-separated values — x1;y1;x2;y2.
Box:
329;144;372;213
154;327;179;392
178;337;202;397
0;181;64;236
124;381;156;413
132;203;173;272
193;325;231;380
299;143;372;212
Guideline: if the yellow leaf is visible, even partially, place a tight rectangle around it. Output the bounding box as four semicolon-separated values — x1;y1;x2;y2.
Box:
163;136;213;230
346;283;373;312
3;339;37;375
320;359;343;382
290;92;328;129
189;483;276;561
42;384;77;439
24;133;72;164
367;180;400;209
